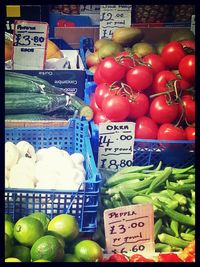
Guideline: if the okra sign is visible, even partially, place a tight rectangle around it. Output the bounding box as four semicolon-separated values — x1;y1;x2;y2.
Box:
12;20;48;70
104;204;155;254
98;122;135;171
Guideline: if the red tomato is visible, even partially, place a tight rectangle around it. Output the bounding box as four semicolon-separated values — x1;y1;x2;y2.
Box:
149;95;179;124
99;57;127;84
116;51;135;72
178;55;195;84
90;93;101;114
185;126;195;140
128;93;149;120
179;39;195;51
135;116;159;139
152;70;177;94
63;21;76;27
158;253;183;262
126;65;153;92
93;110;110;125
129;254;155;262
157;123;186;140
94;83;111;109
177;78;192;91
179;95;195;124
161;41;186;69
107;253;129;262
142;54;166;76
56;19;66;27
94;66;107;85
102;95;130;122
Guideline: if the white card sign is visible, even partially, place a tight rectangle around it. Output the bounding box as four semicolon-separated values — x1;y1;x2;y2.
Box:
100;5;132;39
98;122;135;171
12;20;48;70
104;204;155;254
191;15;195;35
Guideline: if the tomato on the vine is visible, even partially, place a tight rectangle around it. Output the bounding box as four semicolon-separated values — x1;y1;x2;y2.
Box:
99;57;127;84
90;93;101;114
152;70;177;94
93;110;109;125
102;95;130;121
179;39;195;51
135;116;159;139
157;123;186;140
126;65;153;92
178;55;195;84
185;126;195;140
142;54;166;76
94;66;107;85
149;95;179;124
128;93;149;120
94;83;111;109
179;95;195;124
161;41;186;69
116;51;136;72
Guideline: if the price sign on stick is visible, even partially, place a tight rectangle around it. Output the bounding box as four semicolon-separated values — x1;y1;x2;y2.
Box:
12;20;48;70
104;204;155;255
100;5;132;39
98;122;135;171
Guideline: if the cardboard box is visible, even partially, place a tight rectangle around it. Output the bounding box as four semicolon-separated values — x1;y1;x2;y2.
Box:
55;27;99;49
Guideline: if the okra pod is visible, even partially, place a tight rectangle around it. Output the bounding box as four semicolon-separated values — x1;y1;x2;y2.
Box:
172;165;194;174
155;243;172;252
173;193;187;205
162;226;176;236
115;164;154;176
158;233;190;248
119;191;132;205
166;183;195;193
180;233;195;241
170;220;179;237
154;218;162;240
146;167;172;194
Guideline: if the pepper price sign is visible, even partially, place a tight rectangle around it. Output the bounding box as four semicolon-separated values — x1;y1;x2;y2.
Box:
104;204;155;255
12;20;48;70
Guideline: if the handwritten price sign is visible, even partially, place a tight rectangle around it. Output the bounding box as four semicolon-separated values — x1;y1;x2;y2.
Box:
98;122;135;171
12;20;48;70
100;5;132;39
104;204;155;254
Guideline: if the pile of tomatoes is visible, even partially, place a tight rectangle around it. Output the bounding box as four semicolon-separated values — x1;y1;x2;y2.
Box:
90;40;195;141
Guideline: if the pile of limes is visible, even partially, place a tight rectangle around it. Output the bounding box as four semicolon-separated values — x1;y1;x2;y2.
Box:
4;212;103;262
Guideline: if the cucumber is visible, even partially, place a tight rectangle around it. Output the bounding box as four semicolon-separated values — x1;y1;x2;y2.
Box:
5;93;68;114
5;71;66;94
5;114;58;120
69;95;93;121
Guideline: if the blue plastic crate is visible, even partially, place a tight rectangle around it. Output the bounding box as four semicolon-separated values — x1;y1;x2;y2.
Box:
49;37;74;50
84;82;195;168
5;119;101;232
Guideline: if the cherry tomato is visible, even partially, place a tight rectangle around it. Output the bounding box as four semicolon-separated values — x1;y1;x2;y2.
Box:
178;55;195;84
179;95;195;124
94;66;107;85
99;57;127;84
94;83;111;109
152;70;177;94
128;93;149;120
158;253;183;262
161;41;186;69
142;54;166;76
93;110;110;125
157;123;186;140
90;93;101;114
126;65;153;92
149;95;179;124
135;116;159;139
185;126;195;140
102;95;130;122
179;39;195;51
107;253;129;262
129;254;155;262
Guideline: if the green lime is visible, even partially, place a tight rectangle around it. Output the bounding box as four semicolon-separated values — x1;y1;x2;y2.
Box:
5;220;14;239
14;216;44;247
5;257;21;262
64;253;81;262
46;231;65;249
33;259;51;262
5;233;13;258
5;214;13;222
48;214;79;242
12;245;31;262
28;212;50;233
30;235;65;262
74;240;103;262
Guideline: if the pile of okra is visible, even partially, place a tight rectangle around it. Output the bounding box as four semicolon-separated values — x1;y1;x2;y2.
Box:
100;162;195;252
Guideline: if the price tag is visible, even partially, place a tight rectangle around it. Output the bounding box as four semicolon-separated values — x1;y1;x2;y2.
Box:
12;20;48;70
80;5;100;14
98;122;135;171
100;5;132;39
104;204;155;255
191;15;195;35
